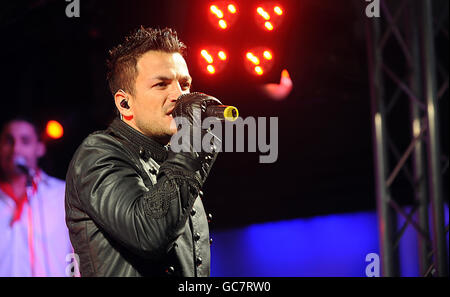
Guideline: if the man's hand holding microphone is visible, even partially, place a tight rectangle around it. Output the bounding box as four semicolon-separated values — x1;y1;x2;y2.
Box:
160;92;237;187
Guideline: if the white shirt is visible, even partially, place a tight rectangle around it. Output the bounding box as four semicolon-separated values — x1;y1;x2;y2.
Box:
0;171;74;276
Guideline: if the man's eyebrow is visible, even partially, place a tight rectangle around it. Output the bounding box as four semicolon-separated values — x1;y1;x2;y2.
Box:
152;75;192;82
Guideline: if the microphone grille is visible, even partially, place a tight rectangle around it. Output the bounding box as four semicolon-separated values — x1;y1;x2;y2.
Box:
14;156;27;167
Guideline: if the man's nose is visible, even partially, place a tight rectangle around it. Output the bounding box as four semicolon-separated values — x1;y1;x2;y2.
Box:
12;142;22;155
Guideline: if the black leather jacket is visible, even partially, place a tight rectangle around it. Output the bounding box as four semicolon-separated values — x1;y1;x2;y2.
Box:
65;118;212;276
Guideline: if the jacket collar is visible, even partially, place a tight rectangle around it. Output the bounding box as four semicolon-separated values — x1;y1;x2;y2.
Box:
109;117;168;164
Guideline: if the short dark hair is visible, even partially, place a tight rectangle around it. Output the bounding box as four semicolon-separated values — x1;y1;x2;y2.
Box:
0;115;42;141
106;26;187;96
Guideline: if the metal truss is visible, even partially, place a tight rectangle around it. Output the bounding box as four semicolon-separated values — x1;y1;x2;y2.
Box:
365;0;448;277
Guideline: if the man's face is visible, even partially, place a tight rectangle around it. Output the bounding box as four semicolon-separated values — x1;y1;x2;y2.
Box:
0;121;44;178
130;50;191;143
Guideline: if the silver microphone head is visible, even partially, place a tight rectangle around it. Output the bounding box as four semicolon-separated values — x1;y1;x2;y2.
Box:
14;156;30;175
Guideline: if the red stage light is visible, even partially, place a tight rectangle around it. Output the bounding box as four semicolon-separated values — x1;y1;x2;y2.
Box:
246;52;260;65
254;66;264;75
208;1;238;30
207;65;216;74
244;47;274;77
257;7;270;20
274;6;283;15
218;51;227;60
264;21;274;31
198;46;228;75
218;19;228;29
255;2;284;31
210;5;224;18
46;120;64;139
263;50;273;60
228;4;237;14
201;49;214;64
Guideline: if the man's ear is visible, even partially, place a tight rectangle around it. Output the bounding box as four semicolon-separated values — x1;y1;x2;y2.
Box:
114;89;134;119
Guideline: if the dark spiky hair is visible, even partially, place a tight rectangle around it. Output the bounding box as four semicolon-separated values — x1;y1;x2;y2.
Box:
106;26;186;96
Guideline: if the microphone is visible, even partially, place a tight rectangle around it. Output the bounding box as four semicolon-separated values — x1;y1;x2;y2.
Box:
14;156;35;186
175;92;239;122
205;105;239;122
14;156;29;175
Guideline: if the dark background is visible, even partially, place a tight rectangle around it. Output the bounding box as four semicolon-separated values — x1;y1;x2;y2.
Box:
1;0;448;230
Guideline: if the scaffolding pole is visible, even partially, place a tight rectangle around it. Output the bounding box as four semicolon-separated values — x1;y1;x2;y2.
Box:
366;13;399;277
407;0;430;277
365;0;448;277
420;0;448;277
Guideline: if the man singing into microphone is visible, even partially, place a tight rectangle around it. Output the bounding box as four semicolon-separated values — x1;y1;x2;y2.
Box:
0;117;73;276
65;27;220;276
